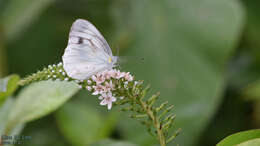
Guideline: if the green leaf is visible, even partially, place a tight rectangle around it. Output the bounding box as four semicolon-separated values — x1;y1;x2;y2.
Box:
5;80;79;133
237;138;260;146
242;80;260;100
0;98;15;134
91;139;137;146
112;0;245;145
217;129;260;146
0;74;20;105
56;97;117;146
19;115;70;146
2;0;54;41
0;98;25;136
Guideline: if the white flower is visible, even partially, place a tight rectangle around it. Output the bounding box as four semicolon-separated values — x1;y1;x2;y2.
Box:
124;72;133;81
102;70;112;80
92;73;105;84
64;77;69;81
92;84;104;95
100;92;116;110
87;80;92;84
58;62;63;66
98;95;104;100
124;83;128;89
86;86;92;91
111;69;124;79
103;80;115;92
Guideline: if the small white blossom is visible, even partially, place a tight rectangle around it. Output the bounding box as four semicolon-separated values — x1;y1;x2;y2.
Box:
100;92;116;110
86;86;92;91
124;72;133;81
87;80;92;84
47;75;51;78
59;69;63;73
58;62;63;66
53;75;56;78
120;96;124;100
103;80;115;92
92;84;104;95
124;83;128;89
102;70;112;79
98;95;104;100
92;73;105;84
78;85;82;89
64;77;69;81
62;72;66;76
91;75;96;80
52;70;55;73
111;69;124;79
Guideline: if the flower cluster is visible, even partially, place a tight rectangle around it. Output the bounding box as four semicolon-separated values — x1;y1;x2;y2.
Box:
45;62;69;81
18;62;70;86
78;69;134;110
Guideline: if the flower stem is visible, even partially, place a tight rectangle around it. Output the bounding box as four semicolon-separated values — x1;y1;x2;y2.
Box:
138;97;166;146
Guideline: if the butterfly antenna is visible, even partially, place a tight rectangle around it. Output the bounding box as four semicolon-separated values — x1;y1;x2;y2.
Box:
116;46;121;70
116;46;120;57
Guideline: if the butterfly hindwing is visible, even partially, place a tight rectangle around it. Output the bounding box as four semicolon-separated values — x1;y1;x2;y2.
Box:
63;44;109;80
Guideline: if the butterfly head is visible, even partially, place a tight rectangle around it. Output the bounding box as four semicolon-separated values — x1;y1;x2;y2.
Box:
109;55;118;67
108;56;112;64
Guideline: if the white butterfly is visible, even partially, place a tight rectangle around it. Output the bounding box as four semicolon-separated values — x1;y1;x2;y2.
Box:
62;19;117;80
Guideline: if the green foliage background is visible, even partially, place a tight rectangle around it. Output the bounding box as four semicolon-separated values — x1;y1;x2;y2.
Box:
0;0;260;145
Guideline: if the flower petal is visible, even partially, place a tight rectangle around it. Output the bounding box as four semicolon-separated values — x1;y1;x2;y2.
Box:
92;91;99;95
100;99;107;105
107;102;112;110
111;97;117;102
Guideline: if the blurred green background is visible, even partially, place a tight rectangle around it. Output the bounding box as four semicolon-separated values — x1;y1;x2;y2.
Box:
0;0;260;145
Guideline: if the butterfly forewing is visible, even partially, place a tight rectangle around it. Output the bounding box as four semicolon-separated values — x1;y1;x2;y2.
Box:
69;19;112;56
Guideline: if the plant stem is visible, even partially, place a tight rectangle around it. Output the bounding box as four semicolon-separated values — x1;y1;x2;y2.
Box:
138;97;166;146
